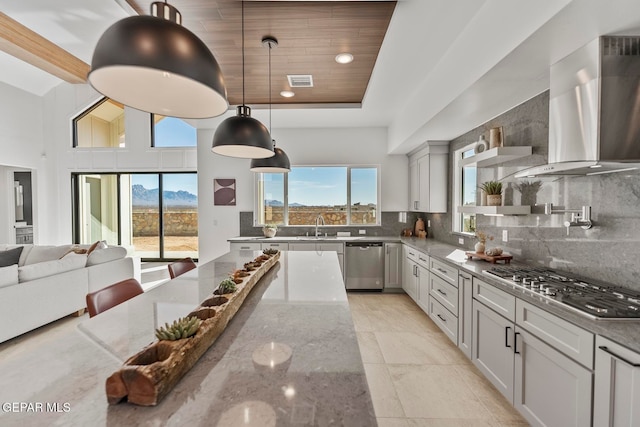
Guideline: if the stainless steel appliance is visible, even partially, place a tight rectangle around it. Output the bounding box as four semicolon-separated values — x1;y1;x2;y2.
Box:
345;241;384;290
516;36;640;178
484;265;640;320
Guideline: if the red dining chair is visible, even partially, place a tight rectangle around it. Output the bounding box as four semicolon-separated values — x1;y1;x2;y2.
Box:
168;257;197;279
86;278;144;318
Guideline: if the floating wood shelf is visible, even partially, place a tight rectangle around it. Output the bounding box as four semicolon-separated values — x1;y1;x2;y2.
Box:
106;251;281;406
460;146;532;168
457;205;531;216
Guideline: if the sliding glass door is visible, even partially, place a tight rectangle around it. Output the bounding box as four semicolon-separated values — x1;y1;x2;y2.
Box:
73;172;198;260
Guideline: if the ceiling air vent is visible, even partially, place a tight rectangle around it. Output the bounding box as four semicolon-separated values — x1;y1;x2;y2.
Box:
287;74;314;88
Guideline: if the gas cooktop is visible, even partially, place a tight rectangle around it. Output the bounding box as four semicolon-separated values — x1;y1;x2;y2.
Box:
483;266;640;320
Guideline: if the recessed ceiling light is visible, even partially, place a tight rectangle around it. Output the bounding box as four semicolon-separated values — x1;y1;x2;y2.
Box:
335;53;354;64
280;90;295;98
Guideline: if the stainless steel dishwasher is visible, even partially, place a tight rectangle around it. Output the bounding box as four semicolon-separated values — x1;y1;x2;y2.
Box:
345;241;384;290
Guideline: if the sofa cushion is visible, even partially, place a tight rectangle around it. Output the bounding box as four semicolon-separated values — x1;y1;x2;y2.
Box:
18;253;87;282
86;246;127;266
0;246;23;267
24;245;73;265
0;265;19;288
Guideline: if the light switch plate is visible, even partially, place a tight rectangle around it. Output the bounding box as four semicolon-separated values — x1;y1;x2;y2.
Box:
458;237;464;245
359;229;366;235
502;230;508;242
427;220;431;227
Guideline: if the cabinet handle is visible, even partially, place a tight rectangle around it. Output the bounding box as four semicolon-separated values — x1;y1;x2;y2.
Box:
436;314;447;322
416;267;420;277
514;332;521;354
460;273;471;280
437;268;448;275
599;346;640;367
240;246;250;250
505;326;511;348
437;288;447;297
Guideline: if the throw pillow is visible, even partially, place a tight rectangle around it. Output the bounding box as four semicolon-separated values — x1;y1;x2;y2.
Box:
0;265;19;288
0;246;24;267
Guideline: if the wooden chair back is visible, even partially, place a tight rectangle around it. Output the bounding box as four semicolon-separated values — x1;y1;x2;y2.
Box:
86;278;143;318
168;257;197;279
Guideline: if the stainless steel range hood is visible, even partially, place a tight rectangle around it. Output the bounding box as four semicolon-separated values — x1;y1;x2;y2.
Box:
516;36;640;178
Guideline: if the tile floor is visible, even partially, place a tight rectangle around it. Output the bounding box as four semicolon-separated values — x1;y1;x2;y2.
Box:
347;292;529;427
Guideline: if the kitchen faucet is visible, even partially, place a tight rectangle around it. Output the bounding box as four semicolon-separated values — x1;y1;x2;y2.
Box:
315;214;325;238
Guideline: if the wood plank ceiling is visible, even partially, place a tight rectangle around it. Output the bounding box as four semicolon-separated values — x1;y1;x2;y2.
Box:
125;1;396;107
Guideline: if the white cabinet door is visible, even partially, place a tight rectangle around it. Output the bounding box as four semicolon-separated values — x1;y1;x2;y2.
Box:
384;243;402;289
426;153;447;213
416;264;430;313
409;158;419;211
472;299;515;403
594;336;640;427
514;327;592;427
417;154;430;212
458;272;473;359
402;256;418;302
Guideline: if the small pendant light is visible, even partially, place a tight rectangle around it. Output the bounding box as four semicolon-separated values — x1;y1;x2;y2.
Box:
250;37;291;172
88;1;228;119
212;1;274;159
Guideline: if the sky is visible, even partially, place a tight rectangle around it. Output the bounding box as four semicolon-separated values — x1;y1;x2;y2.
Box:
132;173;198;195
264;167;378;206
154;117;197;147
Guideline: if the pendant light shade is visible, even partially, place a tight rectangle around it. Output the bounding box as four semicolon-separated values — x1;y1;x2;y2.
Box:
250;141;291;172
212;106;274;158
250;36;291;172
211;0;273;159
88;2;228;119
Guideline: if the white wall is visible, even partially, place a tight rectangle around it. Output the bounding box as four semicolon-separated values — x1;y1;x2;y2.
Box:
197;126;408;263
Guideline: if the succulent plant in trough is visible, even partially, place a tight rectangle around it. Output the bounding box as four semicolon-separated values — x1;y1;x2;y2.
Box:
155;316;201;341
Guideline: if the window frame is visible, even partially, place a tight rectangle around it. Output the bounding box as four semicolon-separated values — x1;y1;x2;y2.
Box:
254;164;381;227
72;97;111;148
452;144;477;235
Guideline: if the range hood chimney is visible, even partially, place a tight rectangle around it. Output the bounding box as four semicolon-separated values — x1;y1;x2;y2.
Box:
516;36;640;178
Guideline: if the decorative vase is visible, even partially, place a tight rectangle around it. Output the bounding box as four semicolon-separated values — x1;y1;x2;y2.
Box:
489;127;503;149
480;189;487;206
475;242;485;254
262;227;277;238
487;194;502;206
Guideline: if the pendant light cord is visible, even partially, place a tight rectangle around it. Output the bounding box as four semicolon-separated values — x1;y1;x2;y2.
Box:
268;40;272;135
242;0;245;107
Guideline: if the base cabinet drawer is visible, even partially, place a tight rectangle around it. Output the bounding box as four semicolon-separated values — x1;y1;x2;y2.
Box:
261;242;289;250
430;274;458;315
430;298;457;345
230;242;261;251
430;258;457;284
473;278;516;322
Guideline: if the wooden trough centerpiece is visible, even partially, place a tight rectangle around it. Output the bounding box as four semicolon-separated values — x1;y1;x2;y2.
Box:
106;250;281;406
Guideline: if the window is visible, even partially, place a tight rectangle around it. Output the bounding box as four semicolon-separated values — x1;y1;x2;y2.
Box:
73;98;125;148
453;144;477;234
152;115;197;147
256;166;380;226
72;172;198;261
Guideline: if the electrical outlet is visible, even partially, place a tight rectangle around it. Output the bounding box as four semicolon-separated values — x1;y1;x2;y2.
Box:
427;220;431;227
458;237;464;245
359;229;366;235
502;230;508;242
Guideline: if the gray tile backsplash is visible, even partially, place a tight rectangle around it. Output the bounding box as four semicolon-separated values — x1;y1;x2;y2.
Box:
239;211;426;238
427;90;640;291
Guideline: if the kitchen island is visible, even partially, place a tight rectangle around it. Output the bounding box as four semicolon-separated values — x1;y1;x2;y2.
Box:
0;251;375;426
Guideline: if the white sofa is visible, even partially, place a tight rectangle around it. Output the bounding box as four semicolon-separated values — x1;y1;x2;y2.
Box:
0;243;140;343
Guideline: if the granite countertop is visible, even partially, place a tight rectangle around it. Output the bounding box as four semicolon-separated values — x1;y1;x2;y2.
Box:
400;237;640;355
0;251;375;426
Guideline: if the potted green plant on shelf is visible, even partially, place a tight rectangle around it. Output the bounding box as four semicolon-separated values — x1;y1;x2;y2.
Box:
262;224;277;238
480;181;502;206
514;180;543;206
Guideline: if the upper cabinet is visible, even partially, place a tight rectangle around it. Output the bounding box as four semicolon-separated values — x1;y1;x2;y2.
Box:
409;142;448;213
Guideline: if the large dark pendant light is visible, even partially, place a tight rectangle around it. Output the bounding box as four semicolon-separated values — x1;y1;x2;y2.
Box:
88;1;228;119
211;1;274;159
250;37;291;172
